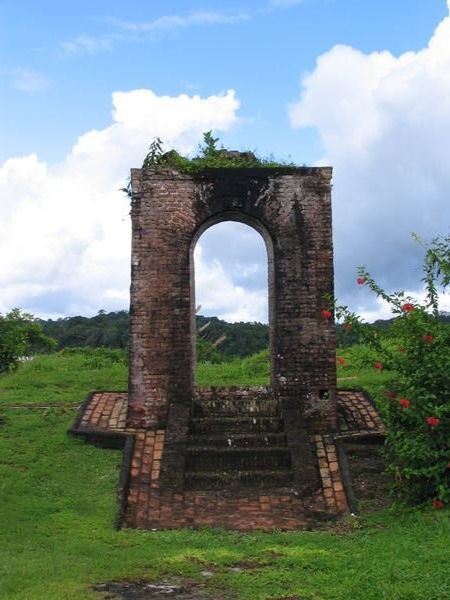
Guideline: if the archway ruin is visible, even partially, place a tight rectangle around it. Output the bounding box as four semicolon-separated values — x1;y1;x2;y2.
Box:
70;159;388;529
127;164;337;493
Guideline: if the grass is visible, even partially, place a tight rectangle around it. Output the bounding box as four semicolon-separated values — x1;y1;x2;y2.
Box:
0;346;390;405
336;344;394;402
197;360;268;386
0;352;127;406
197;351;270;387
0;350;448;599
197;345;394;398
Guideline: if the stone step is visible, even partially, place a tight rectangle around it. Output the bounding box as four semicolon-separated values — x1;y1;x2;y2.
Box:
185;447;292;472
192;396;278;417
184;469;294;491
187;432;288;449
190;416;284;435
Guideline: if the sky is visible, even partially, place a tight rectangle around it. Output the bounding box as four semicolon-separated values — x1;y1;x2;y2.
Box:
1;0;449;323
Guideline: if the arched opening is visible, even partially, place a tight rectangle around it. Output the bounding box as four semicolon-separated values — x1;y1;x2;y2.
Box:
190;213;276;387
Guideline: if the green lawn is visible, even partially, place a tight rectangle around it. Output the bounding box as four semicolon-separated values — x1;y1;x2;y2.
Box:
0;352;448;599
0;352;128;406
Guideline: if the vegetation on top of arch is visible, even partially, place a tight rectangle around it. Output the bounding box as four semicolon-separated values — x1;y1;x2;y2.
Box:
141;132;300;173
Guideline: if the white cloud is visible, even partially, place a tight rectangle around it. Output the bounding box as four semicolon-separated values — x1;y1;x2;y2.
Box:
0;89;240;317
110;11;249;33
289;3;450;315
61;5;309;58
62;11;249;55
9;69;50;92
61;34;114;56
194;246;268;323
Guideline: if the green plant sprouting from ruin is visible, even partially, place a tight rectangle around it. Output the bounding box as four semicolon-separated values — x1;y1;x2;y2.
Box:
119;132;303;196
141;131;298;173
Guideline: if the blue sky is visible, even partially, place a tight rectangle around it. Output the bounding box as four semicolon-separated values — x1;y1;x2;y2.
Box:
1;0;449;322
1;0;446;164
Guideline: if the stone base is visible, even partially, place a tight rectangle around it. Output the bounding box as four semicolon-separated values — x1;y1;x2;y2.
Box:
69;390;384;531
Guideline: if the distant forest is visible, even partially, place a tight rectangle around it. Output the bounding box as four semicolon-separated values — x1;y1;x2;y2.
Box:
39;310;450;358
39;311;269;358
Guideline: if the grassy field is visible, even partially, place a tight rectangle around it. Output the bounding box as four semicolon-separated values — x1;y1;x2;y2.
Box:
0;350;448;599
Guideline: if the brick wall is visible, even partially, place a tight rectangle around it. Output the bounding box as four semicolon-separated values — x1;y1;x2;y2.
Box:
127;166;337;488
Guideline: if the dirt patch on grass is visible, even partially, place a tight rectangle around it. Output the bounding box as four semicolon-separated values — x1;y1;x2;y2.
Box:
227;558;268;572
93;579;228;599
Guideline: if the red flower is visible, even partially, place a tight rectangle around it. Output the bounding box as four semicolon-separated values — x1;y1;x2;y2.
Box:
337;356;346;365
398;346;406;353
422;334;434;344
343;322;352;332
357;276;365;285
426;416;440;428
322;309;332;319
374;361;383;370
399;398;410;409
402;302;415;312
432;499;445;510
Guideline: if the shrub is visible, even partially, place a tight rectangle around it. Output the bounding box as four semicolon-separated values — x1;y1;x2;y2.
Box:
0;309;56;374
375;304;450;504
330;235;450;505
336;344;380;372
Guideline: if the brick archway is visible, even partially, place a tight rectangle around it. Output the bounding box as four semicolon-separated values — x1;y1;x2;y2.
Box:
128;166;337;492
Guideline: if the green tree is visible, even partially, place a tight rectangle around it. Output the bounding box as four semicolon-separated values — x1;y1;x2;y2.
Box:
0;309;56;373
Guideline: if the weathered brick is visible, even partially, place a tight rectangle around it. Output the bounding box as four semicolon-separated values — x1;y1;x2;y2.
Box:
127;166;338;489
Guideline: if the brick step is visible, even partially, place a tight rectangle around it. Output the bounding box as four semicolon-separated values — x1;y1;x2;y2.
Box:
190;416;284;435
192;397;278;418
187;432;288;449
184;469;294;491
185;447;292;472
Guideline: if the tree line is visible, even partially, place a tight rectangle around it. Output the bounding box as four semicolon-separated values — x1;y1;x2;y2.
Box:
37;311;269;358
2;307;447;374
37;310;449;356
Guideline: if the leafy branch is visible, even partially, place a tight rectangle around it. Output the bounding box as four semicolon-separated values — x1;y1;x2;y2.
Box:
412;233;450;316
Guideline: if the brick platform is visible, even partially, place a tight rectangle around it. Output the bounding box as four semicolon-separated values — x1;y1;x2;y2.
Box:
337;390;384;438
70;389;383;531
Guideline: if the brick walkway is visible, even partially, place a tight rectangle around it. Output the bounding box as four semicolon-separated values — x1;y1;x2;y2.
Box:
71;390;384;531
